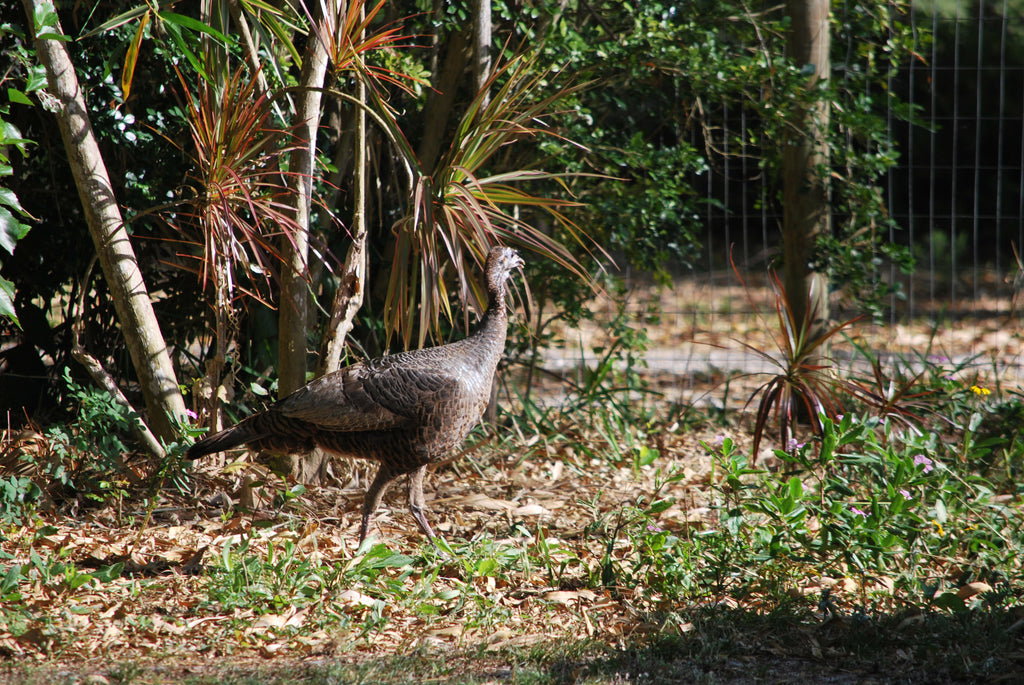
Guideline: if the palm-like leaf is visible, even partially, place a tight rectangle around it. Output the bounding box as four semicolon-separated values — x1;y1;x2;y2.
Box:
157;65;309;430
387;55;601;348
836;338;939;435
732;256;861;461
307;0;418;93
174;65;305;304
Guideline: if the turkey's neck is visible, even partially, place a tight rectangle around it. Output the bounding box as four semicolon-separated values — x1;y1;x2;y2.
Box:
476;279;509;345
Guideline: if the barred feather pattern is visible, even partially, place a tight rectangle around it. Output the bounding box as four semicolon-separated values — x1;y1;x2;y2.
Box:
186;247;525;542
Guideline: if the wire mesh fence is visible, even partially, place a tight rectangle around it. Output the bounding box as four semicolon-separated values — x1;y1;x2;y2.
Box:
543;1;1024;405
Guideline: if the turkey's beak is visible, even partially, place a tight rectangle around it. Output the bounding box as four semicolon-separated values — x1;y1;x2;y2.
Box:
511;255;530;324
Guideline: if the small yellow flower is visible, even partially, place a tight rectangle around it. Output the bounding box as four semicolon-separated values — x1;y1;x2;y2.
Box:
970;385;991;396
932;519;945;536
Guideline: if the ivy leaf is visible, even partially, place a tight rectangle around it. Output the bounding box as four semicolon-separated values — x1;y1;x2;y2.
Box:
1;121;32;158
25;65;48;93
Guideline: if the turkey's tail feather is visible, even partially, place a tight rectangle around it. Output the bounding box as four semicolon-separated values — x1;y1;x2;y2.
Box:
185;418;266;460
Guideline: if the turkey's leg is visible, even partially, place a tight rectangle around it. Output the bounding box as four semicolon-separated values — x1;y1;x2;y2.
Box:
359;464;398;542
407;464;436;539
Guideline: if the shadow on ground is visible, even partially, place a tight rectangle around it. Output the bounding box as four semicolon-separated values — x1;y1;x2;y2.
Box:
6;606;1021;684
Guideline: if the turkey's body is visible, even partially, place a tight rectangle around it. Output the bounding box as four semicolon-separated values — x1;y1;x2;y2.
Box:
186;247;524;542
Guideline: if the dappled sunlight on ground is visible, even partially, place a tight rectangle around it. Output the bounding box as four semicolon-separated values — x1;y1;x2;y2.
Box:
2;273;1023;682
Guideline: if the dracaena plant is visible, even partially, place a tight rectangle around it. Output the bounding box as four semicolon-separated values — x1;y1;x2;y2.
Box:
837;337;937;438
732;257;861;462
308;0;413;91
733;255;940;461
168;66;305;430
386;55;600;349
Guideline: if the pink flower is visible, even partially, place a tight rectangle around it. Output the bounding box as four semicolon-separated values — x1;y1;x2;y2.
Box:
849;506;868;518
913;454;934;473
899;489;911;499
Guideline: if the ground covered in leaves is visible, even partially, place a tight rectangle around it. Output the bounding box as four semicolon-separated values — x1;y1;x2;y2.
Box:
3;275;1024;683
6;430;1022;685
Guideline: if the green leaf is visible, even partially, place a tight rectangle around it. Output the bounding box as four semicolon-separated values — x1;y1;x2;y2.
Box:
0;277;18;327
0;121;32;157
0;206;32;255
635;445;659;467
32;4;68;41
1;564;22;595
645;498;674;515
475;558;498;576
787;476;804;501
93;562;125;583
932;591;966;612
158;12;234;45
25;65;48;93
367;551;415;570
7;89;32;106
78;4;150;39
67;572;94;590
160;23;208;83
0;187;29;216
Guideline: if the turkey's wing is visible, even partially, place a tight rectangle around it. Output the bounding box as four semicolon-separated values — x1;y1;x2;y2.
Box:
277;362;457;431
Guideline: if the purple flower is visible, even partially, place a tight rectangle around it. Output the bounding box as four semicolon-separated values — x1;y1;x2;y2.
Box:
786;438;805;451
835;414;844;422
849;506;868;518
185;409;198;420
711;434;726;448
913;454;934;473
898;489;911;499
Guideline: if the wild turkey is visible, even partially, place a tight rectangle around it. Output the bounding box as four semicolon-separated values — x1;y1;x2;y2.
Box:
186;246;524;542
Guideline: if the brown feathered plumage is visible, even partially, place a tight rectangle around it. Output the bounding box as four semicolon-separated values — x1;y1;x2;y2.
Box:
186;246;524;542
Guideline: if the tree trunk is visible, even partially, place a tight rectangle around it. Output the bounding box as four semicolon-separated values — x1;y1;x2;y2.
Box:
277;4;331;396
472;0;492;110
291;0;369;485
418;30;470;171
320;73;368;376
782;0;831;334
25;0;187;441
